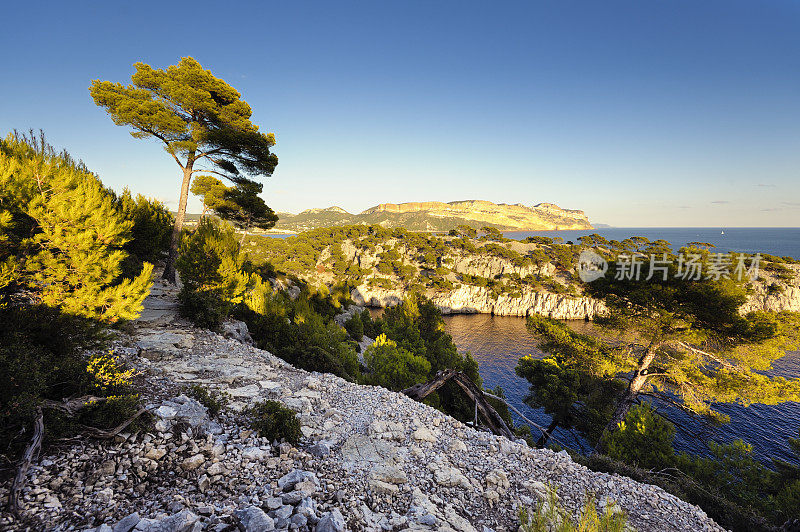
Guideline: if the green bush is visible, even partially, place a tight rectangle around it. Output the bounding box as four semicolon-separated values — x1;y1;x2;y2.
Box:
176;218;255;328
362;334;431;390
601;403;676;470
187;384;229;417
344;312;364;341
248;400;302;445
115;189;174;263
241;291;361;381
178;289;225;330
359;309;380;339
519;486;628;532
0;306;145;459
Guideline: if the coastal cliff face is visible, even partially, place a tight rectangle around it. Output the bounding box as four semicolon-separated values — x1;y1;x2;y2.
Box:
341;240;607;319
351;279;800;320
741;266;800;314
351;284;607;320
360;200;592;230
340;239;800;320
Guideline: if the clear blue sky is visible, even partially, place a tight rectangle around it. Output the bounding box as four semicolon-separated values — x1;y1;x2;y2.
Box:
2;1;799;227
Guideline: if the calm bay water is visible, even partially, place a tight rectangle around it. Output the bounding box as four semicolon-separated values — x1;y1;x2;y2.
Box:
443;313;800;464
504;227;800;258
443;227;800;465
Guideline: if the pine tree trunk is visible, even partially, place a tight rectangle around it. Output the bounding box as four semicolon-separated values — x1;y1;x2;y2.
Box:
598;349;657;448
162;164;193;283
536;416;560;448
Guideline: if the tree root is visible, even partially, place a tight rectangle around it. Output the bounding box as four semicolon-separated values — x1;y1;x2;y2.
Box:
8;408;44;517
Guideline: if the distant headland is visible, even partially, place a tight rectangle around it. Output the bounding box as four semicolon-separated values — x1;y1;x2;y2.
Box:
274;199;592;233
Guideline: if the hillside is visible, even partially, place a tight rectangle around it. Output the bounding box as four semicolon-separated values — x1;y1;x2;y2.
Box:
273;200;592;233
243;225;800;319
1;280;726;531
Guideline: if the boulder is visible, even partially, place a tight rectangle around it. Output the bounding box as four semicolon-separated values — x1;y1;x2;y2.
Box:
315;509;345;532
234;506;275;532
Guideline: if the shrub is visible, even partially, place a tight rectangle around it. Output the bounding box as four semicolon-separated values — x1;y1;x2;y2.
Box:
344;312;364;341
519;486;628;532
178;288;226;330
0;131;152;323
601;402;676;470
363;334;431;390
176;218;255;328
248;400;302;445
187;384;229;417
115;189;174;263
242;291;361;381
361;309;382;339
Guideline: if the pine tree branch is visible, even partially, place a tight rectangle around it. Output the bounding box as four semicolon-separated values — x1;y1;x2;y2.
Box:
483;391;571;450
40;395;108;415
675;341;738;371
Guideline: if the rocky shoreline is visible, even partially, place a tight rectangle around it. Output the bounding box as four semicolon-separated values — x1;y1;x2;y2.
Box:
351;285;607;320
0;281;727;532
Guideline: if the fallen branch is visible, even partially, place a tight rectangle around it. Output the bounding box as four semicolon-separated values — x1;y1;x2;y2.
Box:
41;395;108;416
8;408;44;517
403;370;515;440
79;407;149;439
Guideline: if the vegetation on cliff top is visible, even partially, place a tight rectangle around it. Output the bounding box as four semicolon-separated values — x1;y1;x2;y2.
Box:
236;224;797;306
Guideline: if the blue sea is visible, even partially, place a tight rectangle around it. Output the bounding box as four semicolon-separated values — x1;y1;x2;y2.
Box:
444;227;800;465
504;227;800;258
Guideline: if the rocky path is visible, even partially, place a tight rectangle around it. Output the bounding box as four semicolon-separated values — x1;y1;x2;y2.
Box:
0;280;726;532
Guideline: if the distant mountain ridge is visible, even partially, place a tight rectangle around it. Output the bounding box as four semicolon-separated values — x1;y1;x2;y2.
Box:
274;200;592;232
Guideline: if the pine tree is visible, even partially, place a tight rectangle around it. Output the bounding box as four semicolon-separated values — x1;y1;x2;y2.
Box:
90;57;278;282
0;132;152;322
522;252;800;448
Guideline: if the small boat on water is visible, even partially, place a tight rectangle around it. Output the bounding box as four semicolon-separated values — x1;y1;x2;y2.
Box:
721;230;725;235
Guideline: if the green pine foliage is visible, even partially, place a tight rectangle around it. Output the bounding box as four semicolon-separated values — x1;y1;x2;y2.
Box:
176;218;259;329
600;403;676;470
344;312;365;341
0;132;152;460
214;181;278;239
90;57;279;282
0;132;152;322
114;188;174;263
362;334;431;390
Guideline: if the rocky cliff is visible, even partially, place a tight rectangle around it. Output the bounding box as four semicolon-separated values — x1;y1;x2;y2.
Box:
352;284;607;320
0;280;726;531
340;239;800;320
